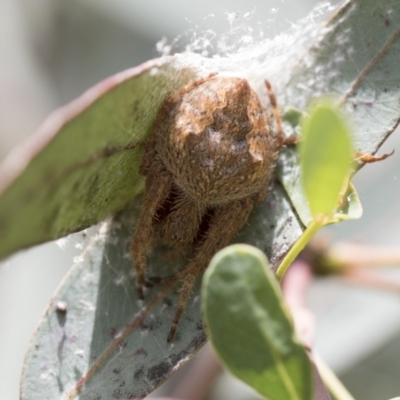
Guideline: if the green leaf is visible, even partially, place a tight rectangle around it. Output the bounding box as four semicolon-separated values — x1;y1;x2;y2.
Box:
300;101;353;218
330;183;363;223
0;60;196;260
202;244;312;400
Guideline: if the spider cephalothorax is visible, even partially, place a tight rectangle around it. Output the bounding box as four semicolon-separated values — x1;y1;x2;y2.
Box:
131;74;286;341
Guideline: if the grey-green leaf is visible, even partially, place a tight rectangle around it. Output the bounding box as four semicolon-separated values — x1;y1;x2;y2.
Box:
21;184;304;400
20;199;207;400
278;0;400;225
202;244;312;400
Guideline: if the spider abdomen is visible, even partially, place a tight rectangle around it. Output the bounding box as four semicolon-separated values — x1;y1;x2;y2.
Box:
156;76;281;204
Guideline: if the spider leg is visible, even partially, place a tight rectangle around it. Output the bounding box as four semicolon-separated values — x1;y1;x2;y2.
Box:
264;80;284;146
131;159;172;299
354;149;394;164
139;131;157;176
264;80;299;147
172;72;218;99
167;196;256;341
161;195;205;246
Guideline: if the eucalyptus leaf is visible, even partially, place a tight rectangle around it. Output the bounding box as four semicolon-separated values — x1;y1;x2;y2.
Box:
202;244;312;400
0;59;196;260
21;198;207;400
300;101;353;218
21;182;304;400
278;0;400;225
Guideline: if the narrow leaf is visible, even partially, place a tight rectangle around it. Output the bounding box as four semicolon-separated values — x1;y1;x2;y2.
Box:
202;244;312;400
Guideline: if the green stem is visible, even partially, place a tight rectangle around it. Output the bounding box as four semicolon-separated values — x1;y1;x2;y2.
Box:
276;218;323;281
314;353;356;400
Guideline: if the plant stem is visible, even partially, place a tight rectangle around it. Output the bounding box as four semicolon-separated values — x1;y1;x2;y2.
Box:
276;219;323;281
313;353;356;400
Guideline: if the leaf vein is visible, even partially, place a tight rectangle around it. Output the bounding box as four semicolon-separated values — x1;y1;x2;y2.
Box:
340;25;400;105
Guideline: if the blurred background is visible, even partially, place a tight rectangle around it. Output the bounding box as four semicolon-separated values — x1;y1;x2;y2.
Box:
1;0;400;399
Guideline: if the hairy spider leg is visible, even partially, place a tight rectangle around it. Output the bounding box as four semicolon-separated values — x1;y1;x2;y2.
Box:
264;80;299;147
264;80;285;146
131;159;172;298
131;74;219;299
354;149;394;164
167;196;256;341
165;80;296;340
161;195;206;246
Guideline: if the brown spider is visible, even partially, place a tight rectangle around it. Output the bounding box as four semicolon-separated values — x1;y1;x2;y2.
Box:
131;73;295;341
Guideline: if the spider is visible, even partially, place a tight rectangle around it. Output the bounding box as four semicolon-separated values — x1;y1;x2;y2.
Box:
131;73;297;341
